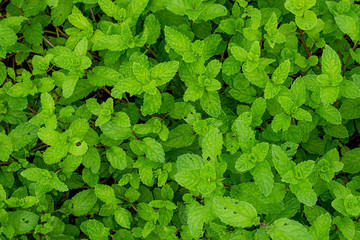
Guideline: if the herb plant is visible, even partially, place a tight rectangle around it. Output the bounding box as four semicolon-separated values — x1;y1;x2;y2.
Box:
1;0;360;239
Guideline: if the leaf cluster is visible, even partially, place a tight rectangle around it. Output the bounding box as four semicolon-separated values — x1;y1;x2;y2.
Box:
1;0;360;239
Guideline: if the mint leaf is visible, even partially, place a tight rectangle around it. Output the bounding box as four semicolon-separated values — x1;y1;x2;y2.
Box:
106;146;127;170
310;213;331;240
3;2;360;239
0;133;12;162
335;15;360;42
69;189;97;217
80;219;109;240
316;105;342;125
115;207;132;229
341;148;360;174
268;218;313;240
95;184;116;204
290;180;317;206
322;45;341;77
202;127;223;161
165;26;196;62
213;196;259;228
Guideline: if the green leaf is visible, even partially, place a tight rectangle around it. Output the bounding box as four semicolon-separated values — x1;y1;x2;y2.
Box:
43;143;68;165
340;98;360;119
230;45;248;62
268;218;313;240
8;79;37;98
222;56;241;75
68;118;89;139
0;184;6;201
251;97;266;126
278;96;295;115
290;180;317;206
342;148;360;174
22;0;47;17
271;113;291;133
140;138;165;163
252;142;270;162
175;154;205;191
142;221;155;237
323;124;348;139
80;219;110;240
264;81;281;99
32;54;53;75
162;124;196;149
200;91;221;117
164;0;186;15
0;133;13;161
235;153;256;172
100;121;132;141
98;0;122;21
23;22;43;45
115;208;132;229
213;196;259;228
291;79;307;106
106;146;127;170
340;80;360;99
138;202;158;223
69;189;97;217
295;10;317;30
272;60;291;85
198;4;227;21
37;127;60;146
295;160;315;179
0;26;17;47
265;12;278;33
62;75;79;98
293;108;312;121
68;6;93;31
333;216;355;240
95;184;116;204
271;145;294;177
251;160;274;197
59;155;82;172
316;105;342;125
322;45;341;77
51;0;73;26
88;66;121;87
21;168;52;183
187;202;207;238
150;61;179;86
92;35;128;52
8;211;39;236
74;37;88;57
82;147;101;173
141;91;162;116
202;127;223;161
126;0;149;26
50;174;68;192
320;86;339;106
0;62;6;84
335;15;360;42
144;14;161;45
46;0;58;7
165;26;196;62
184;84;204;102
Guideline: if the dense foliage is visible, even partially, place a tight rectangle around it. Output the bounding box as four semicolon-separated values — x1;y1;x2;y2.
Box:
1;0;360;239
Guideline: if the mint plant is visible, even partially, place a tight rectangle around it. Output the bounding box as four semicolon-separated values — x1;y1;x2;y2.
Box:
1;0;360;239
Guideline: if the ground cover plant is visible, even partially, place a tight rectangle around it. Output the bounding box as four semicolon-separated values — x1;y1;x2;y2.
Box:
1;0;360;239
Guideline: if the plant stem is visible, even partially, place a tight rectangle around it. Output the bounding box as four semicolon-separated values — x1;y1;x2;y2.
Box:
343;41;359;76
299;29;311;58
